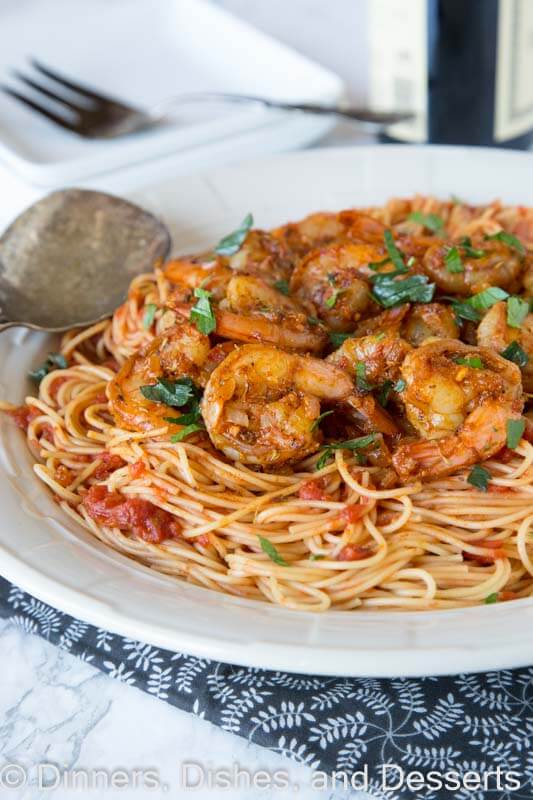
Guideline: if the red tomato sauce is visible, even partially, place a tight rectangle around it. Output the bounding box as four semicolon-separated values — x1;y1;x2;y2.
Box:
7;404;41;431
298;479;329;501
337;544;372;562
93;452;126;479
83;485;181;544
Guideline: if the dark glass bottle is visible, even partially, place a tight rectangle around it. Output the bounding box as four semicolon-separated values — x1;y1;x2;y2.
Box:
369;0;533;149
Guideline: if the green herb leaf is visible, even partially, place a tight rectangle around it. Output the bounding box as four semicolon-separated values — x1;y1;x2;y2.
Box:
408;211;444;234
444;246;464;274
164;407;202;426
485;230;525;256
28;352;68;383
307;315;321;326
142;303;157;330
170;423;205;443
506;418;525;450
368;257;390;271
394;378;406;392
328;331;351;348
448;299;482;323
376;379;394;407
258;536;288;566
310;410;334;432
325;288;342;309
383;230;407;273
371;274;435;308
309;554;325;561
356;362;372;392
459;237;485;259
274;279;290;296
485;592;499;604
501;341;529;367
454;356;484;369
214;213;253;256
506;296;529;329
140;377;195;407
190;286;216;335
316;434;378;471
467;464;491;491
468;286;509;312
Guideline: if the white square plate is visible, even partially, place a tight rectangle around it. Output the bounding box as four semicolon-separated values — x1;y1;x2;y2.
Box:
0;0;342;186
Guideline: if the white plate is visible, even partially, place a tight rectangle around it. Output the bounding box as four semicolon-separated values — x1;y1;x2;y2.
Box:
0;0;342;186
2;145;533;678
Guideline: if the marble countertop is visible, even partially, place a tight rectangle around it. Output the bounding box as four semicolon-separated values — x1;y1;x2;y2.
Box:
0;616;367;800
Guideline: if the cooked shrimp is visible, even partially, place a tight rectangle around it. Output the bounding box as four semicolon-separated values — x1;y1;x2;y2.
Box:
401;302;459;345
107;322;210;432
477;301;533;392
523;257;533;295
272;210;387;256
328;332;412;384
201;344;353;467
423;237;524;295
164;259;232;302
327;333;412;435
228;229;294;284
392;339;523;481
290;243;384;331
171;275;328;354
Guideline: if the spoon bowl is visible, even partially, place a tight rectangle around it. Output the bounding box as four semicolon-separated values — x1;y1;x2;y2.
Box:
0;189;171;332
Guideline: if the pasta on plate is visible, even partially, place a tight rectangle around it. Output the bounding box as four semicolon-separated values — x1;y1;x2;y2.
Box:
2;195;533;612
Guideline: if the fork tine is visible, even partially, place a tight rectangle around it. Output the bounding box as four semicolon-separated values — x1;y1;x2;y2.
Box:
30;58;115;106
11;70;87;113
0;85;77;132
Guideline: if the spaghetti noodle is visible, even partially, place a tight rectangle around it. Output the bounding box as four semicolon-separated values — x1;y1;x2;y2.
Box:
2;195;533;612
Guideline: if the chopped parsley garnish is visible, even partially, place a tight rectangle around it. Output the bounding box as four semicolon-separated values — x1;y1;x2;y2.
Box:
190;286;216;334
142;303;157;330
258;536;288;566
467;464;491;491
309;554;325;561
274;279;290;296
484;230;525;256
444;246;464;274
394;378;406;392
468;286;509;311
368;256;390;271
141;377;196;407
325;288;343;308
214;213;253;256
371;274;435;308
454;356;484;369
408;211;444;234
310;410;334;431
451;287;510;321
383;230;407;273
459;237;485;258
501;341;529;367
506;296;529;329
485;592;499;604
28;352;68;383
506;418;525;450
316;434;378;471
307;315;321;326
328;331;351;348
376;379;394;407
170;423;205;443
355;362;372;392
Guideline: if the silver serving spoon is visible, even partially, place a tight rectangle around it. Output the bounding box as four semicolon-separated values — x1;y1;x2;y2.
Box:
0;189;171;332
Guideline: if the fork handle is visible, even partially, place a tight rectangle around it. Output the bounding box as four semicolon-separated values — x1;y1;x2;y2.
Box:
150;92;414;128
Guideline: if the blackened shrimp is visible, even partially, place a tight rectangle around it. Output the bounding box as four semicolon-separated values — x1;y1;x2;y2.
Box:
201;344;353;467
392;339;523;481
107;322;210;432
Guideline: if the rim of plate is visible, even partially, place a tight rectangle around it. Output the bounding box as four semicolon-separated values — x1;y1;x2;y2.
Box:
1;144;533;678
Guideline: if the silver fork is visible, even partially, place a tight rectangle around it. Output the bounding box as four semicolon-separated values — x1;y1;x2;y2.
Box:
1;59;414;139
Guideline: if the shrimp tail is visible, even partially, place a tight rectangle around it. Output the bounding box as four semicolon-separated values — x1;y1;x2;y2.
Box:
392;400;522;481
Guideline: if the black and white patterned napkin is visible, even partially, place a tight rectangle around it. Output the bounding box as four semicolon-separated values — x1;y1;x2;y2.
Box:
1;575;532;800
